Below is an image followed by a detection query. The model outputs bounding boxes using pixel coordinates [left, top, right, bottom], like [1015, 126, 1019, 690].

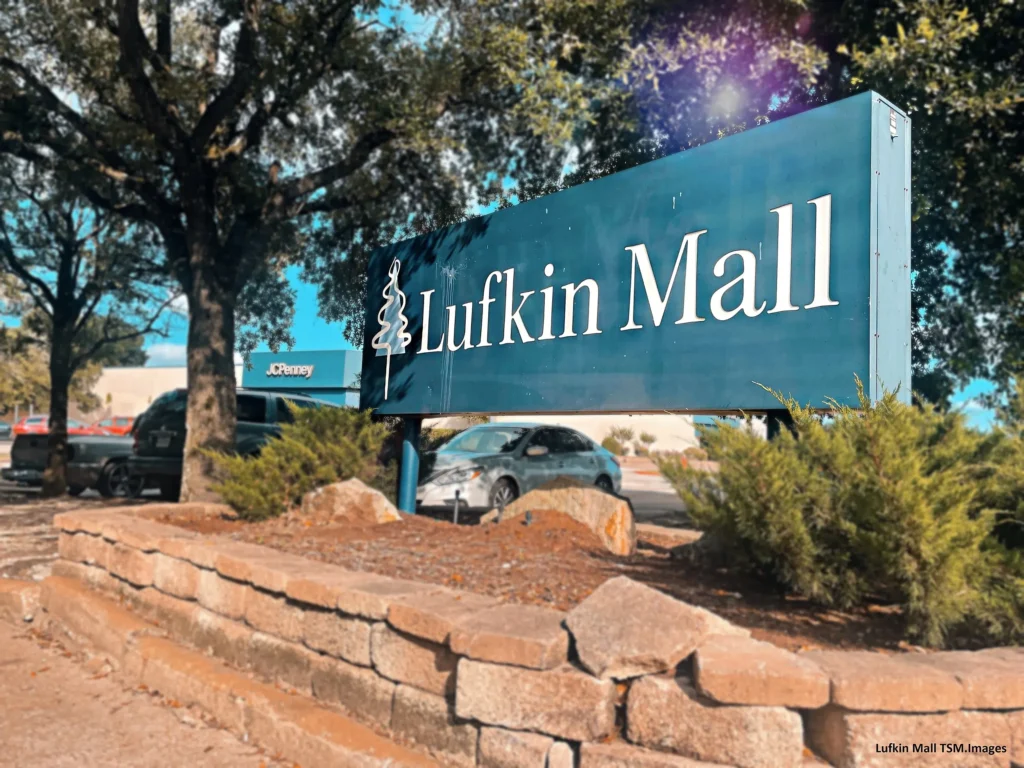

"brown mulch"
[152, 506, 913, 654]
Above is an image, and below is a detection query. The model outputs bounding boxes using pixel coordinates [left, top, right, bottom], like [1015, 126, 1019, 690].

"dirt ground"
[0, 484, 913, 653]
[0, 620, 286, 768]
[153, 506, 911, 653]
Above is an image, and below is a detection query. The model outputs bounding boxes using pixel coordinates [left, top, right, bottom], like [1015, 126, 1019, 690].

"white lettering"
[477, 271, 502, 348]
[710, 250, 765, 321]
[805, 194, 838, 308]
[418, 290, 445, 353]
[446, 302, 475, 351]
[767, 203, 798, 314]
[500, 268, 535, 345]
[561, 279, 601, 338]
[265, 363, 315, 379]
[538, 263, 556, 341]
[621, 230, 707, 331]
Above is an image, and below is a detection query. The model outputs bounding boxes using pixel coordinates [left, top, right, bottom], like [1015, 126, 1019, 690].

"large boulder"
[298, 478, 401, 525]
[494, 477, 636, 556]
[566, 576, 745, 680]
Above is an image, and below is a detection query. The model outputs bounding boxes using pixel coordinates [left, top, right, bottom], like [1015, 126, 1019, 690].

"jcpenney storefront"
[241, 350, 361, 407]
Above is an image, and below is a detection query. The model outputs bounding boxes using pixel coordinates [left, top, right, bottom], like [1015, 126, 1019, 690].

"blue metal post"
[398, 417, 421, 514]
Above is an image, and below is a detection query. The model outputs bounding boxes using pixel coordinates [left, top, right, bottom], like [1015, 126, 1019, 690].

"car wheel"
[595, 475, 614, 493]
[158, 477, 181, 502]
[98, 461, 145, 498]
[67, 485, 86, 497]
[489, 478, 519, 509]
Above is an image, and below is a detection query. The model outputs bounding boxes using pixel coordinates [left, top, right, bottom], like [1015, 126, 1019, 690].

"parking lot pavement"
[0, 486, 130, 581]
[0, 621, 282, 768]
[618, 465, 691, 526]
[0, 501, 59, 581]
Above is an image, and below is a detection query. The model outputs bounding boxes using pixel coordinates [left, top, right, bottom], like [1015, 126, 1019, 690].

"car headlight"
[435, 466, 484, 486]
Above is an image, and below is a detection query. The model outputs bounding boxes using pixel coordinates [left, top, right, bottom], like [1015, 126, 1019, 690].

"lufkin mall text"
[415, 196, 837, 353]
[876, 743, 1009, 757]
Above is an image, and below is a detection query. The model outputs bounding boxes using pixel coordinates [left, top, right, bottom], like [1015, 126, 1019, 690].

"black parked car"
[129, 388, 334, 500]
[2, 432, 142, 496]
[0, 421, 12, 440]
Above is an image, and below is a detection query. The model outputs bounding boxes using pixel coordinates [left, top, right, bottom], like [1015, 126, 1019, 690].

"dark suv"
[129, 387, 333, 500]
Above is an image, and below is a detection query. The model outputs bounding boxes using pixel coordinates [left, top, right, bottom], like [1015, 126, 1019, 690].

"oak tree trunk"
[41, 333, 72, 498]
[179, 241, 238, 502]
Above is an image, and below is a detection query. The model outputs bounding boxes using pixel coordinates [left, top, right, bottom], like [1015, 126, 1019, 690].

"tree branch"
[73, 291, 105, 336]
[69, 294, 177, 371]
[193, 0, 260, 149]
[219, 0, 355, 163]
[116, 0, 191, 156]
[156, 0, 172, 62]
[86, 3, 169, 75]
[0, 218, 58, 308]
[0, 57, 144, 182]
[269, 127, 395, 213]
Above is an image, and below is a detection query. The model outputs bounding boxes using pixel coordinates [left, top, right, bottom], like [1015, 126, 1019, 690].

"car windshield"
[439, 427, 528, 454]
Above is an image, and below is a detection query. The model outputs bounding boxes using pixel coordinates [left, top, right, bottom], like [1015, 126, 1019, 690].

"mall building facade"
[79, 349, 704, 452]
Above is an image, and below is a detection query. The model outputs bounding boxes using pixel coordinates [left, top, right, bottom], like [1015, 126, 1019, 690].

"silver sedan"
[416, 422, 622, 514]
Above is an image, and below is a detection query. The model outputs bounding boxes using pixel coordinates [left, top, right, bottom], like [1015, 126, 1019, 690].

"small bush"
[422, 427, 459, 452]
[207, 406, 388, 521]
[683, 446, 708, 460]
[601, 436, 624, 455]
[975, 384, 1024, 550]
[658, 379, 1024, 648]
[609, 426, 635, 443]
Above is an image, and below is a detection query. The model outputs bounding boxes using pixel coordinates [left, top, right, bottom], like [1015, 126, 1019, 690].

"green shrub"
[975, 384, 1024, 550]
[683, 446, 708, 460]
[207, 406, 388, 521]
[422, 427, 459, 452]
[658, 379, 1024, 648]
[601, 435, 624, 455]
[609, 426, 635, 443]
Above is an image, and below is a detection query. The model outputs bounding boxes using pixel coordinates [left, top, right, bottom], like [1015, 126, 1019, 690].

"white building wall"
[78, 366, 244, 421]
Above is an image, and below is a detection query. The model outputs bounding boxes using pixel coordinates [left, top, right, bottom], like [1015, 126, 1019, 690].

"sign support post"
[398, 417, 421, 514]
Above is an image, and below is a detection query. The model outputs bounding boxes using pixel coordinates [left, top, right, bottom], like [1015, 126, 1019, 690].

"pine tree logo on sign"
[370, 258, 411, 399]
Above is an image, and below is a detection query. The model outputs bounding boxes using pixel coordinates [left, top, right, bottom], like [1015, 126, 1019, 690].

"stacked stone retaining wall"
[52, 508, 1024, 768]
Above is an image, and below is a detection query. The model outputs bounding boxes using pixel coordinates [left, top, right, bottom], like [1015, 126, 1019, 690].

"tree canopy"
[0, 0, 637, 498]
[501, 0, 1022, 406]
[0, 162, 172, 492]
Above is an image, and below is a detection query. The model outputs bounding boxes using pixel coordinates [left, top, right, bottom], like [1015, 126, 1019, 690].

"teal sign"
[361, 92, 911, 416]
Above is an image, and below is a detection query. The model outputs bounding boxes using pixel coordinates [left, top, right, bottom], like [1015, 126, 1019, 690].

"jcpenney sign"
[265, 363, 315, 379]
[362, 92, 911, 416]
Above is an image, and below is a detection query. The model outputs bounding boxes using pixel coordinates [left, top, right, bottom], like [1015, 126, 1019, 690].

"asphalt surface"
[618, 465, 689, 526]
